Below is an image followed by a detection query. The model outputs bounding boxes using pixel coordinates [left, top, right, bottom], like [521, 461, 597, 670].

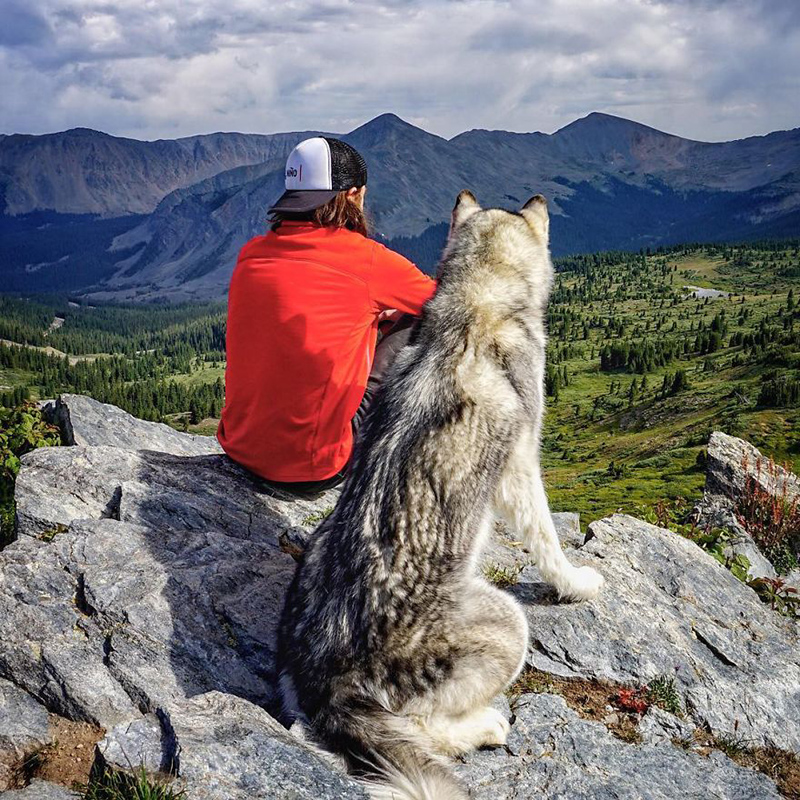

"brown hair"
[270, 190, 368, 236]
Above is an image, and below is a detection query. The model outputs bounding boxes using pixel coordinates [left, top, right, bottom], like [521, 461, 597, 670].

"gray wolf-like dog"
[276, 191, 605, 799]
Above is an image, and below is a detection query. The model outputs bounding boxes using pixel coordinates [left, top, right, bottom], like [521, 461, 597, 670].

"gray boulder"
[704, 431, 798, 504]
[694, 431, 799, 578]
[0, 680, 52, 791]
[0, 780, 79, 799]
[514, 514, 800, 753]
[170, 692, 366, 799]
[5, 446, 340, 729]
[97, 693, 368, 799]
[456, 693, 782, 799]
[13, 444, 338, 543]
[41, 394, 223, 456]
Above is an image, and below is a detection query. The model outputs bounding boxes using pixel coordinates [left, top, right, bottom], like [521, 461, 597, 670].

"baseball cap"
[269, 137, 368, 214]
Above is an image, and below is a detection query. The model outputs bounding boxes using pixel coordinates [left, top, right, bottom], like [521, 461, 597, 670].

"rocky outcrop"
[457, 693, 782, 799]
[40, 394, 222, 455]
[704, 432, 799, 504]
[1, 403, 797, 798]
[694, 431, 800, 580]
[513, 513, 800, 753]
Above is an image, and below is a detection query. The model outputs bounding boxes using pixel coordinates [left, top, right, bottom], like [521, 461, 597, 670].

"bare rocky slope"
[0, 395, 798, 798]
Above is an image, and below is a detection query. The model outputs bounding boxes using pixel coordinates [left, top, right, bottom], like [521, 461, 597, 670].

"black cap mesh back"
[325, 137, 368, 190]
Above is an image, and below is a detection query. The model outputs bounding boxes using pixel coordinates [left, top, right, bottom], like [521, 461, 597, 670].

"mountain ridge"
[1, 111, 798, 299]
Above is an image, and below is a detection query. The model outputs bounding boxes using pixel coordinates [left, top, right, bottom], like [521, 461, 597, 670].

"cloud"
[0, 0, 797, 141]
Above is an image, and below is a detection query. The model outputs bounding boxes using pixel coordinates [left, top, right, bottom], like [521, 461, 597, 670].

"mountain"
[0, 127, 323, 217]
[1, 112, 798, 299]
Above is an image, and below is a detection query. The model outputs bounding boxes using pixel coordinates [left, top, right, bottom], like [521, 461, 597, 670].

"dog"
[276, 191, 605, 799]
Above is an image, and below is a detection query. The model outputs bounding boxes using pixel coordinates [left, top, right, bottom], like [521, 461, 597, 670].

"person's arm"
[368, 242, 437, 316]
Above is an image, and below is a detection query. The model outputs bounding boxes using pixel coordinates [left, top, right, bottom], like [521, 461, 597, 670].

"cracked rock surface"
[513, 513, 800, 754]
[457, 693, 783, 799]
[1, 398, 796, 797]
[0, 680, 53, 791]
[40, 393, 223, 456]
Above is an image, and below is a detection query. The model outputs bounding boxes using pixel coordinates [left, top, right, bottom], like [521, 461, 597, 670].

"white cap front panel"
[285, 137, 332, 190]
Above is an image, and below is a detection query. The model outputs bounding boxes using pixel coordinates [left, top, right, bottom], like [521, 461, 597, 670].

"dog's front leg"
[495, 430, 604, 602]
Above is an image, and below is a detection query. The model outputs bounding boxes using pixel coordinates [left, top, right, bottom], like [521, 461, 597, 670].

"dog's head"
[440, 191, 552, 301]
[449, 190, 549, 246]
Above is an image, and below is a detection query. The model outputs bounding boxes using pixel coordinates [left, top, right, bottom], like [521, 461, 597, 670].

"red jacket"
[217, 221, 436, 481]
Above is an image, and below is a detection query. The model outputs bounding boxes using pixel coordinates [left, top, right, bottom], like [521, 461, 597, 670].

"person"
[217, 136, 436, 494]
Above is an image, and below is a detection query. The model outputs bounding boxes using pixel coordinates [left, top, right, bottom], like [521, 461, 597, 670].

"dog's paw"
[473, 706, 510, 748]
[558, 565, 605, 603]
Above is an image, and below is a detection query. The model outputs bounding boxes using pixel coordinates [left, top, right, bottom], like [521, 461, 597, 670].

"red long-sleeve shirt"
[217, 221, 436, 481]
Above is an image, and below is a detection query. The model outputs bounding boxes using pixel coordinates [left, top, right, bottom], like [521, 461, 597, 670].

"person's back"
[217, 137, 435, 487]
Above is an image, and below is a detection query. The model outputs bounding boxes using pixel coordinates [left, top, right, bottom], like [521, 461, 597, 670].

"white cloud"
[0, 0, 797, 141]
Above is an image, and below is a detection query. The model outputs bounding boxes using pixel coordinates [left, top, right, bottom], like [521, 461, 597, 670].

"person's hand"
[378, 309, 402, 323]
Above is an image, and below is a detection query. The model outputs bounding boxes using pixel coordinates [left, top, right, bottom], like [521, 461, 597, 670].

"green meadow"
[1, 241, 798, 528]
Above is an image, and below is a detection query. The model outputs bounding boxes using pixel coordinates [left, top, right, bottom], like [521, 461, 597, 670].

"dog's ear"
[451, 190, 481, 231]
[520, 195, 549, 243]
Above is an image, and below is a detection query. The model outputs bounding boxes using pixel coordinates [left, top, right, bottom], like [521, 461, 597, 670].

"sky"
[1, 0, 798, 142]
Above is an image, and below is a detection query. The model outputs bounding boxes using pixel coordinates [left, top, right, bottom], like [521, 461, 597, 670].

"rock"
[512, 514, 800, 753]
[456, 693, 782, 799]
[165, 692, 366, 799]
[0, 779, 79, 799]
[13, 445, 339, 543]
[97, 714, 166, 774]
[4, 445, 340, 732]
[3, 402, 798, 797]
[0, 680, 52, 791]
[42, 394, 223, 456]
[482, 512, 582, 574]
[694, 431, 799, 577]
[704, 431, 798, 505]
[552, 511, 584, 548]
[639, 706, 695, 747]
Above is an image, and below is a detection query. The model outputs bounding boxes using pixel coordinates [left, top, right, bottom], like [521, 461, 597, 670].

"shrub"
[736, 456, 800, 575]
[749, 577, 800, 619]
[83, 767, 185, 800]
[483, 563, 523, 589]
[1, 402, 62, 548]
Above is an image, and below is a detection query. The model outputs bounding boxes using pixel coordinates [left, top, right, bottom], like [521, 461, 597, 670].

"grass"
[483, 563, 523, 589]
[541, 247, 800, 528]
[301, 507, 334, 527]
[169, 361, 226, 387]
[82, 767, 185, 800]
[646, 674, 683, 716]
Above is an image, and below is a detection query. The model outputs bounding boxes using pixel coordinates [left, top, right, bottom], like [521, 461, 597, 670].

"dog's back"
[277, 193, 601, 799]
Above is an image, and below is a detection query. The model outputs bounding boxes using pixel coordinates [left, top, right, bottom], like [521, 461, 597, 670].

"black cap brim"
[269, 189, 339, 214]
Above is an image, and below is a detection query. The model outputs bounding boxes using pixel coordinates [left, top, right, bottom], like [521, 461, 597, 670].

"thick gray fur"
[276, 191, 604, 799]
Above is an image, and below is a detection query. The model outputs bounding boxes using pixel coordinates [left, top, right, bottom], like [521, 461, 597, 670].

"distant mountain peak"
[348, 113, 447, 145]
[554, 111, 684, 141]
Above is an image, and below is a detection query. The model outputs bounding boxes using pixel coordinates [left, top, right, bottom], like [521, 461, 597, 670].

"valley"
[2, 240, 797, 532]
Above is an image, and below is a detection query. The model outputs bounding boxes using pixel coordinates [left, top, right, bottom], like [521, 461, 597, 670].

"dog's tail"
[317, 699, 467, 800]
